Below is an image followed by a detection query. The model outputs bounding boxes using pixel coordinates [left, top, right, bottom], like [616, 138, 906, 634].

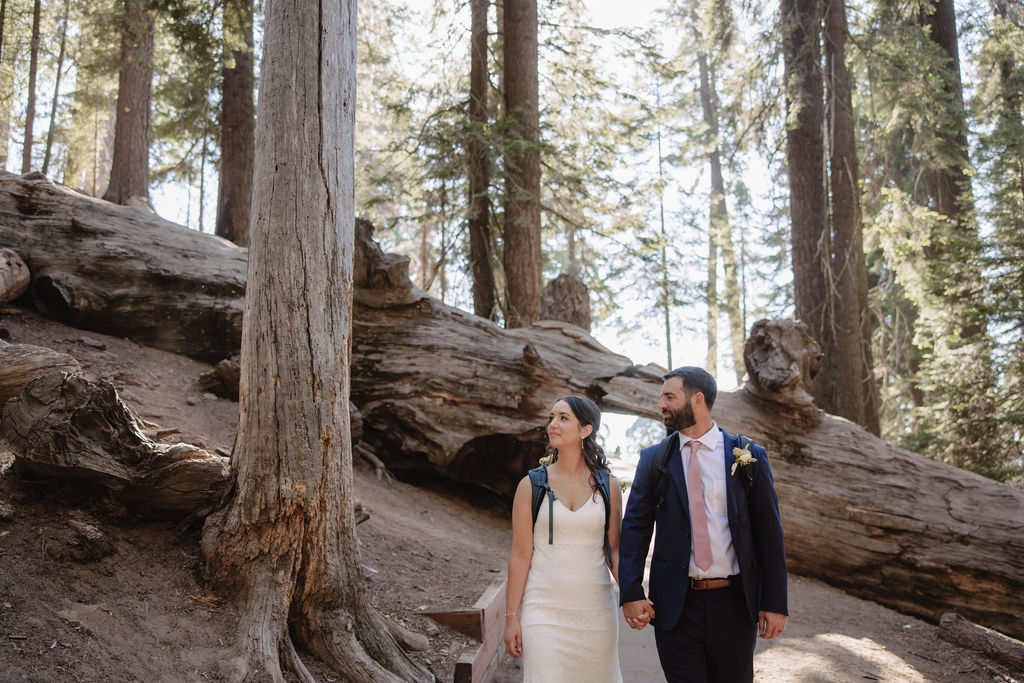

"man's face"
[658, 377, 696, 432]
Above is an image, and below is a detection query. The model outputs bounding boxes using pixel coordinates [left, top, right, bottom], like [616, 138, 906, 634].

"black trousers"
[653, 581, 756, 683]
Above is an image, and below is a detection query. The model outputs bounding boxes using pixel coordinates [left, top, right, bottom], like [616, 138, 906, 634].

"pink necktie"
[686, 439, 713, 571]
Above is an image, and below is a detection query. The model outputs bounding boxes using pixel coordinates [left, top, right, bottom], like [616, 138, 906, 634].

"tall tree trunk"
[920, 0, 974, 229]
[215, 0, 254, 246]
[42, 0, 71, 177]
[918, 0, 986, 334]
[0, 0, 9, 169]
[200, 1, 429, 680]
[781, 0, 834, 411]
[694, 17, 743, 382]
[502, 0, 541, 328]
[657, 121, 673, 369]
[825, 0, 880, 434]
[103, 0, 153, 206]
[468, 0, 496, 320]
[22, 0, 41, 174]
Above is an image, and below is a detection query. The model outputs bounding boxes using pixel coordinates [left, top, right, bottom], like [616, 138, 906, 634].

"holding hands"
[622, 599, 655, 630]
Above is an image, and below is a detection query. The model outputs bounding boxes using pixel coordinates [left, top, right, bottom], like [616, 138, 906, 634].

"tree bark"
[938, 613, 1024, 671]
[781, 0, 834, 411]
[215, 0, 255, 247]
[825, 0, 880, 434]
[502, 0, 542, 328]
[0, 341, 80, 407]
[0, 247, 29, 302]
[539, 272, 590, 331]
[199, 2, 430, 680]
[1, 372, 228, 516]
[0, 0, 10, 169]
[468, 0, 496, 320]
[21, 0, 41, 174]
[42, 0, 71, 177]
[103, 0, 153, 207]
[0, 171, 246, 364]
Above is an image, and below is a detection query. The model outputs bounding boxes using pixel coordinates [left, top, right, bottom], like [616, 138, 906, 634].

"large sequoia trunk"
[199, 1, 429, 680]
[1, 172, 1022, 641]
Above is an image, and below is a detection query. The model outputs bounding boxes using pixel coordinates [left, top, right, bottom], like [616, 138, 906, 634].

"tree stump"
[540, 272, 591, 331]
[0, 340, 80, 409]
[743, 318, 823, 418]
[0, 372, 228, 517]
[0, 248, 30, 303]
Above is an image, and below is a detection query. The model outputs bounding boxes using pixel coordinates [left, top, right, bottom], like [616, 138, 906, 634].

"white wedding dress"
[519, 493, 623, 682]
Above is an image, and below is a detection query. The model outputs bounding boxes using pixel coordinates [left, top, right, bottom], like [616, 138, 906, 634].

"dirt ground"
[0, 304, 1020, 682]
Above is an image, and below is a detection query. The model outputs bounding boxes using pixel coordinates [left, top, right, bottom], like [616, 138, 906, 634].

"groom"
[619, 366, 788, 682]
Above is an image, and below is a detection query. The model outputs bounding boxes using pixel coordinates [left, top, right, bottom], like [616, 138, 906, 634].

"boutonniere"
[731, 446, 757, 476]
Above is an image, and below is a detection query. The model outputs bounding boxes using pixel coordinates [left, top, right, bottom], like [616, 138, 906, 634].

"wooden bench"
[421, 575, 507, 683]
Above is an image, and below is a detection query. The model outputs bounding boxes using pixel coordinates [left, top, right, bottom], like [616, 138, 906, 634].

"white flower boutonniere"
[731, 446, 757, 476]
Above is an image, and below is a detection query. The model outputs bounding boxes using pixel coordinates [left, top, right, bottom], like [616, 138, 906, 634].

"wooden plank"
[418, 609, 482, 642]
[425, 574, 508, 683]
[453, 651, 474, 683]
[471, 577, 507, 683]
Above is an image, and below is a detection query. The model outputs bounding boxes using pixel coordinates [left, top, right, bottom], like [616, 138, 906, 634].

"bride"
[503, 395, 624, 682]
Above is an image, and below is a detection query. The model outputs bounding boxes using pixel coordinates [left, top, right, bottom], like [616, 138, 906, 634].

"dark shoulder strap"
[733, 433, 756, 499]
[528, 466, 555, 545]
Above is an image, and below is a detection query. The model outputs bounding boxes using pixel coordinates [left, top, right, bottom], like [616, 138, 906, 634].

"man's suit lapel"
[666, 433, 689, 516]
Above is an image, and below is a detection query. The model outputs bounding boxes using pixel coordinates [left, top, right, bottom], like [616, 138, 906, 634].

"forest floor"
[0, 303, 1020, 682]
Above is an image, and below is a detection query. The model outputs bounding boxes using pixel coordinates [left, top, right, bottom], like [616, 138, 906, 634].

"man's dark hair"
[663, 366, 717, 409]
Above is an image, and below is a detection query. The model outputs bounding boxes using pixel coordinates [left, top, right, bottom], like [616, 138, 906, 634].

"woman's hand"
[503, 615, 523, 658]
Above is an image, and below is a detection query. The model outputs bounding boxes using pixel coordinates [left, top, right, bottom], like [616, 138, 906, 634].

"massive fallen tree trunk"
[0, 172, 246, 363]
[1, 171, 1022, 640]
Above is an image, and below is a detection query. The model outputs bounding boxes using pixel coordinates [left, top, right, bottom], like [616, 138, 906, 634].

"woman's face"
[547, 400, 591, 450]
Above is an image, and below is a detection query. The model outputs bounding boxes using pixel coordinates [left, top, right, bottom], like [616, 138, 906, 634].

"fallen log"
[938, 613, 1024, 671]
[0, 247, 29, 303]
[1, 172, 1022, 641]
[0, 171, 246, 363]
[0, 372, 229, 516]
[0, 340, 81, 408]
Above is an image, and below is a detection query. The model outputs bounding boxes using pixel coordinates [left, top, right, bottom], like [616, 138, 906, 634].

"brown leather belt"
[689, 577, 732, 590]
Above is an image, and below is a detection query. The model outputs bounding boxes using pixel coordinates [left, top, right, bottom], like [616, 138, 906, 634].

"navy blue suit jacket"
[618, 428, 788, 631]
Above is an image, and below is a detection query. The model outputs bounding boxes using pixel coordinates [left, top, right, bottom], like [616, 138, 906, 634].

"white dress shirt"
[680, 423, 740, 579]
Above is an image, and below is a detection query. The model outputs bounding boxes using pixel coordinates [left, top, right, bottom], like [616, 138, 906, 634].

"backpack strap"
[594, 468, 613, 565]
[733, 433, 756, 499]
[649, 432, 679, 510]
[528, 466, 555, 545]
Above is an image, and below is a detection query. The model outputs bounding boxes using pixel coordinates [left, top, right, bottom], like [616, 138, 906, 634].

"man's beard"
[663, 402, 696, 432]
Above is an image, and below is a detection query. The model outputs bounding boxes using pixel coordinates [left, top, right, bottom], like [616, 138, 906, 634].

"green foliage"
[851, 0, 1021, 482]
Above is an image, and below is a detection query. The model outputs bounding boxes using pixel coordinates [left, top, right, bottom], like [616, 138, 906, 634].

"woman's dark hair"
[544, 396, 609, 491]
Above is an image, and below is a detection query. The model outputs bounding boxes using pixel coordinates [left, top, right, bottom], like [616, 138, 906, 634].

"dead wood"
[939, 613, 1024, 671]
[0, 171, 246, 363]
[0, 372, 228, 517]
[0, 340, 80, 408]
[540, 272, 591, 331]
[0, 248, 29, 303]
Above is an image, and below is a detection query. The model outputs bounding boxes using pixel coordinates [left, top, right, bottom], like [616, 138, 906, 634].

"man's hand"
[622, 599, 655, 630]
[758, 611, 786, 639]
